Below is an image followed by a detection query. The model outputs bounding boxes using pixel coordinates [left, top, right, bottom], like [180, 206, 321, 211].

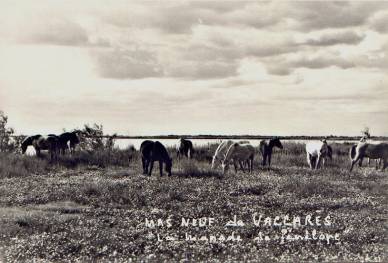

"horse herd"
[20, 134, 388, 176]
[140, 137, 387, 176]
[21, 131, 80, 161]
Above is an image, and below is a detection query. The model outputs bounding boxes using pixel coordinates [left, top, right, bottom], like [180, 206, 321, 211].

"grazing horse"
[305, 140, 331, 169]
[222, 142, 255, 174]
[58, 131, 80, 154]
[349, 142, 388, 172]
[211, 140, 235, 169]
[349, 144, 382, 169]
[259, 137, 283, 166]
[21, 134, 59, 162]
[176, 138, 194, 159]
[140, 140, 172, 176]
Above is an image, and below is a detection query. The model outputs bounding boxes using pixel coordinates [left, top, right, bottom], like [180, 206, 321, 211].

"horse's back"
[306, 141, 325, 156]
[140, 140, 154, 159]
[365, 143, 388, 159]
[152, 141, 171, 161]
[226, 142, 255, 160]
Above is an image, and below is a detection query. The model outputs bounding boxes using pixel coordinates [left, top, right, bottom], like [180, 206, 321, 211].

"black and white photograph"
[0, 1, 387, 262]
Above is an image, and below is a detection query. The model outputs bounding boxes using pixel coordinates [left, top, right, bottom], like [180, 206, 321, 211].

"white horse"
[221, 142, 255, 174]
[211, 140, 235, 169]
[305, 140, 331, 170]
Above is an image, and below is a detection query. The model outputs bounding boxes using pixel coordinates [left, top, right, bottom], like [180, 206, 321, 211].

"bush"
[0, 111, 21, 153]
[0, 152, 49, 178]
[58, 147, 139, 169]
[180, 159, 221, 178]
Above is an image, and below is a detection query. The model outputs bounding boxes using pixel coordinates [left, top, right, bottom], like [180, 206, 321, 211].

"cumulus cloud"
[22, 19, 89, 46]
[302, 31, 365, 46]
[93, 49, 164, 79]
[1, 14, 90, 47]
[290, 55, 355, 70]
[289, 2, 385, 30]
[369, 10, 388, 33]
[102, 2, 284, 34]
[166, 61, 238, 80]
[266, 65, 293, 76]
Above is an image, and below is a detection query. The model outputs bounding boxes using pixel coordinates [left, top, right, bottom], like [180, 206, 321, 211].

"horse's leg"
[159, 161, 163, 177]
[239, 161, 245, 173]
[36, 148, 41, 158]
[315, 155, 321, 169]
[350, 155, 361, 172]
[359, 157, 364, 167]
[238, 161, 243, 170]
[307, 154, 312, 169]
[262, 153, 266, 166]
[142, 157, 146, 174]
[268, 153, 272, 167]
[381, 158, 387, 171]
[368, 158, 371, 167]
[148, 160, 154, 176]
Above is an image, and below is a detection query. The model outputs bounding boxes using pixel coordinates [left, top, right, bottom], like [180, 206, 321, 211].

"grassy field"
[0, 142, 387, 262]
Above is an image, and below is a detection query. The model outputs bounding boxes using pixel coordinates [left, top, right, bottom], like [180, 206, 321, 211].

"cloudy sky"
[0, 1, 387, 136]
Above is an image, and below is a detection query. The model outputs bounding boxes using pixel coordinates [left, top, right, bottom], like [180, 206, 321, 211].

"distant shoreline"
[10, 134, 388, 141]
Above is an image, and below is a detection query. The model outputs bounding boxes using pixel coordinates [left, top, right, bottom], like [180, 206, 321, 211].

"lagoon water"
[112, 138, 364, 150]
[25, 138, 375, 155]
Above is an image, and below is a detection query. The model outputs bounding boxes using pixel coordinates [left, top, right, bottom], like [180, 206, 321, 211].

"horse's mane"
[23, 135, 41, 145]
[59, 131, 80, 144]
[155, 141, 171, 160]
[224, 142, 238, 161]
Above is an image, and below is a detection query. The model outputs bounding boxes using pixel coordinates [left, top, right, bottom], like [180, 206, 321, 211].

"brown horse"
[21, 134, 59, 162]
[140, 140, 172, 176]
[350, 142, 388, 172]
[176, 138, 194, 159]
[259, 138, 283, 167]
[349, 144, 382, 169]
[59, 131, 81, 154]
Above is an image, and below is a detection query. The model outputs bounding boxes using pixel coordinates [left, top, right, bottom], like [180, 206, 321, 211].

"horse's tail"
[349, 145, 357, 160]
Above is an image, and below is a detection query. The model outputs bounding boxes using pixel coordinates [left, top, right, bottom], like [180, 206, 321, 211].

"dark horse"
[21, 134, 59, 162]
[259, 137, 283, 166]
[176, 138, 194, 159]
[140, 140, 172, 176]
[59, 131, 80, 154]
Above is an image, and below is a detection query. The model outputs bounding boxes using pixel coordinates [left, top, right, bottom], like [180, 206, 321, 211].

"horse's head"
[165, 157, 173, 176]
[320, 142, 331, 158]
[273, 138, 283, 149]
[66, 131, 80, 144]
[21, 138, 29, 154]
